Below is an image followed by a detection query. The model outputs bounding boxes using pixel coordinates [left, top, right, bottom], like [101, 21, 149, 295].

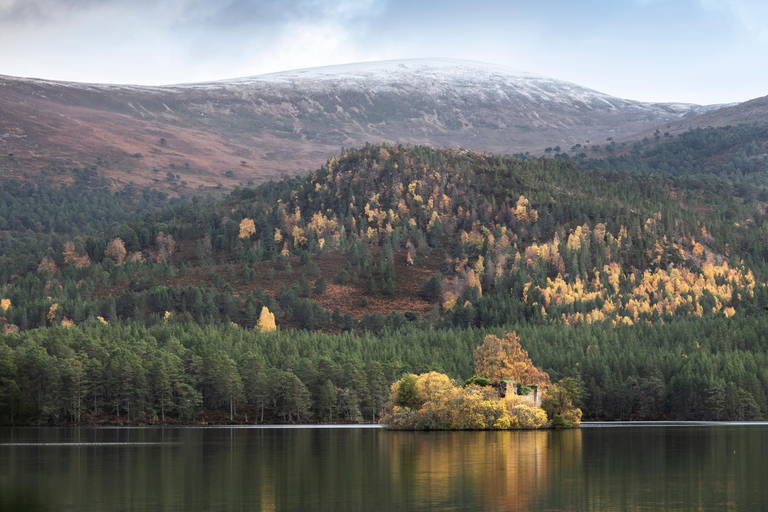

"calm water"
[1, 423, 767, 511]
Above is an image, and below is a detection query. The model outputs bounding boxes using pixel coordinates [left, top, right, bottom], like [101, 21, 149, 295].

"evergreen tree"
[314, 276, 327, 295]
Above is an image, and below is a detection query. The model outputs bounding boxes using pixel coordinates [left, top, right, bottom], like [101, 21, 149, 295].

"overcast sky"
[0, 0, 765, 104]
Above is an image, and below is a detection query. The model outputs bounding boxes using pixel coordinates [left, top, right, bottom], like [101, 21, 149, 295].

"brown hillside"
[94, 249, 441, 327]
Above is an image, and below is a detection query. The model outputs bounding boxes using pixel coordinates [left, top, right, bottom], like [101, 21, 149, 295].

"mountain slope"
[0, 59, 721, 192]
[621, 94, 768, 143]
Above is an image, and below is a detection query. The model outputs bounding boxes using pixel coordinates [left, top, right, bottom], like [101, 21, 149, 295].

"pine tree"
[365, 275, 377, 296]
[314, 276, 327, 295]
[243, 295, 259, 328]
[298, 274, 313, 298]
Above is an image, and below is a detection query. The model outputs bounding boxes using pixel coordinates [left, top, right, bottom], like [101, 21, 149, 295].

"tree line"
[1, 314, 768, 425]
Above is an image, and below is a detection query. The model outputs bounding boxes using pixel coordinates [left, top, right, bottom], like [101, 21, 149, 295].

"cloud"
[0, 0, 153, 23]
[0, 0, 381, 28]
[168, 0, 385, 76]
[201, 0, 379, 27]
[0, 0, 387, 83]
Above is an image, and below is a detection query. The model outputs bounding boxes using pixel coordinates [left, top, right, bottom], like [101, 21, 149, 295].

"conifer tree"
[314, 276, 327, 295]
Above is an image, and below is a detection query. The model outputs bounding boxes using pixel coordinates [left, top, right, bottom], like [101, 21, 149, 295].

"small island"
[380, 332, 582, 430]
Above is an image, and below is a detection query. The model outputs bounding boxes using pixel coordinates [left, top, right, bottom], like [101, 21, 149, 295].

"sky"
[0, 0, 766, 104]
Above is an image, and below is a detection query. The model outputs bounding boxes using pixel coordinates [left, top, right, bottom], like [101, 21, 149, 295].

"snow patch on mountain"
[195, 59, 632, 109]
[177, 58, 716, 117]
[0, 58, 722, 118]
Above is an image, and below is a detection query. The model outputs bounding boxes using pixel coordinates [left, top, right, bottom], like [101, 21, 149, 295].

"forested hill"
[1, 136, 768, 425]
[0, 168, 174, 279]
[576, 122, 768, 191]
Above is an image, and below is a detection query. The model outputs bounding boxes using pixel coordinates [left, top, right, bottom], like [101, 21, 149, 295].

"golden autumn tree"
[514, 195, 538, 223]
[239, 218, 256, 239]
[257, 307, 276, 332]
[415, 371, 455, 405]
[474, 332, 551, 389]
[63, 240, 90, 267]
[47, 303, 59, 325]
[0, 298, 10, 312]
[75, 253, 91, 268]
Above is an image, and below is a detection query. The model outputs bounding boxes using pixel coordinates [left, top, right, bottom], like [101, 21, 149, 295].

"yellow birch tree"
[257, 307, 276, 332]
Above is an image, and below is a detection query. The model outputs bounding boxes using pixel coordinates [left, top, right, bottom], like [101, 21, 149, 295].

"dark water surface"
[1, 423, 767, 511]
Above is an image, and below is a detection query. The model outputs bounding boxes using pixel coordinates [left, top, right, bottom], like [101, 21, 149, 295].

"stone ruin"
[492, 380, 542, 406]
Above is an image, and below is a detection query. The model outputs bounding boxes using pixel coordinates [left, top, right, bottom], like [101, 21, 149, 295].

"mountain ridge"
[0, 59, 755, 193]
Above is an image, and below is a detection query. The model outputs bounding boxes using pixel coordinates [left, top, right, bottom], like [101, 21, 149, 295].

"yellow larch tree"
[515, 195, 538, 223]
[47, 304, 59, 324]
[62, 240, 90, 267]
[257, 307, 276, 332]
[239, 218, 256, 239]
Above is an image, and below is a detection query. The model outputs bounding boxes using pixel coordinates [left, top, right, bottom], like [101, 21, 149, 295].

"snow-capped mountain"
[213, 59, 706, 114]
[0, 59, 742, 191]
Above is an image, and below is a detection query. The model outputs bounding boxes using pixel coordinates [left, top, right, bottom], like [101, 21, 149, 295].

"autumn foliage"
[257, 307, 277, 332]
[474, 333, 551, 389]
[381, 371, 547, 430]
[239, 218, 256, 239]
[528, 260, 754, 326]
[37, 257, 58, 275]
[62, 241, 91, 268]
[105, 238, 127, 264]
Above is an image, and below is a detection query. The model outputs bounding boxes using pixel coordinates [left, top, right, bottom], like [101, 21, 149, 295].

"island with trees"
[381, 332, 582, 429]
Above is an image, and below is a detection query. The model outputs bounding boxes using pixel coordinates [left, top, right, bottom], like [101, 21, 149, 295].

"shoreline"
[5, 420, 768, 430]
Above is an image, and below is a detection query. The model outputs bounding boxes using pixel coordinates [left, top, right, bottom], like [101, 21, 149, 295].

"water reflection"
[537, 425, 768, 511]
[384, 430, 563, 511]
[0, 425, 766, 511]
